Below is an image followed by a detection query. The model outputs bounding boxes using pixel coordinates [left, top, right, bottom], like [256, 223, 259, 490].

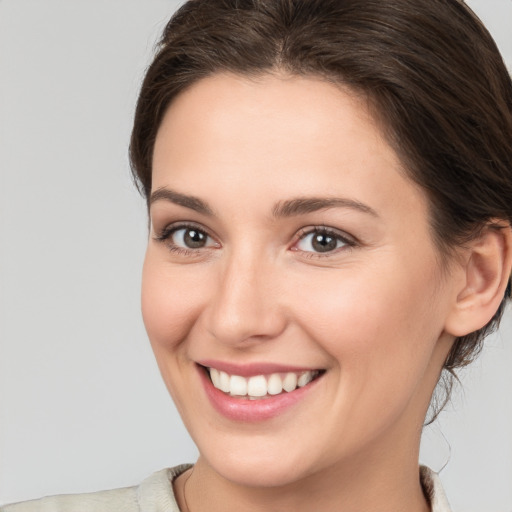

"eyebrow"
[150, 187, 378, 219]
[150, 187, 214, 216]
[272, 197, 378, 218]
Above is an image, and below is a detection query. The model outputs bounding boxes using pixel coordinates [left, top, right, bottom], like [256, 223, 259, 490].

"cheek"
[291, 259, 443, 392]
[141, 249, 208, 354]
[141, 250, 213, 418]
[295, 264, 436, 337]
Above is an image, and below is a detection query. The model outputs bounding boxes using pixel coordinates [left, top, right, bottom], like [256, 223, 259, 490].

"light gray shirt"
[1, 465, 451, 511]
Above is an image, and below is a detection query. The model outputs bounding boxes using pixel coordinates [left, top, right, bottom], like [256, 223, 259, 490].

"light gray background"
[0, 1, 511, 510]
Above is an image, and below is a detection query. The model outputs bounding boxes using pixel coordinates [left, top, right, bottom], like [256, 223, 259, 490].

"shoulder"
[1, 465, 192, 512]
[1, 486, 138, 512]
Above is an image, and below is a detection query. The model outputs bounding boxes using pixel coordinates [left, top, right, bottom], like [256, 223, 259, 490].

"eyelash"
[154, 223, 357, 258]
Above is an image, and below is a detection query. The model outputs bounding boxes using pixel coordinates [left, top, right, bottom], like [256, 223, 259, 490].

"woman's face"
[143, 73, 459, 486]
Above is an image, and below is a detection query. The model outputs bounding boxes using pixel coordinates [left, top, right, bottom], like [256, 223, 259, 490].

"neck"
[178, 434, 430, 512]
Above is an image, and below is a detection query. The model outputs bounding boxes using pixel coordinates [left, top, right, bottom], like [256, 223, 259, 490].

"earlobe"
[445, 223, 512, 338]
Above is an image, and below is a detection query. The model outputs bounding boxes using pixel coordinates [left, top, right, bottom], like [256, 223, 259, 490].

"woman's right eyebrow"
[150, 187, 214, 216]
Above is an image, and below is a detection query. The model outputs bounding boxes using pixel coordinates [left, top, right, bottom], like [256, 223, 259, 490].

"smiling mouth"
[202, 366, 325, 400]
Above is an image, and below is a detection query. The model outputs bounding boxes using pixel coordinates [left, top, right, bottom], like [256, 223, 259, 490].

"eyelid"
[154, 221, 211, 240]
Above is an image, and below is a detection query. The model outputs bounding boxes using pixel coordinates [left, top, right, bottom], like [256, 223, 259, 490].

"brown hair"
[130, 0, 512, 413]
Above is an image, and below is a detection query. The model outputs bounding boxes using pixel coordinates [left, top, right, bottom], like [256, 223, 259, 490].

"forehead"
[152, 72, 427, 223]
[154, 72, 382, 159]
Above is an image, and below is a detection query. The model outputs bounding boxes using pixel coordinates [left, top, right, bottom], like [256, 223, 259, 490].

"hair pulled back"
[130, 0, 512, 412]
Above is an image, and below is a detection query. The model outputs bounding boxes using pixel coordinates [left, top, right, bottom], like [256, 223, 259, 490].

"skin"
[142, 73, 468, 512]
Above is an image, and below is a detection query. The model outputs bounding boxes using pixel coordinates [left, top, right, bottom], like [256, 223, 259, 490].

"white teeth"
[219, 371, 230, 393]
[298, 371, 314, 387]
[267, 373, 283, 395]
[208, 368, 321, 398]
[282, 372, 298, 392]
[210, 368, 220, 388]
[247, 375, 267, 397]
[230, 375, 247, 396]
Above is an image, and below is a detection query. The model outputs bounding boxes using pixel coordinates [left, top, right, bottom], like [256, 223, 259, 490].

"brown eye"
[172, 227, 210, 249]
[183, 228, 207, 248]
[295, 228, 352, 254]
[155, 223, 220, 255]
[311, 232, 337, 253]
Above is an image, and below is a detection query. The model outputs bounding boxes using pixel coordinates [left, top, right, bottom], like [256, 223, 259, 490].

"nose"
[203, 250, 287, 346]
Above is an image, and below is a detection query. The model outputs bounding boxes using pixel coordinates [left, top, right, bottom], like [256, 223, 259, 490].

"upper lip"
[197, 359, 323, 377]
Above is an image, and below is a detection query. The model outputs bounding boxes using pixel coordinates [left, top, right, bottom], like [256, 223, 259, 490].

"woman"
[3, 0, 511, 510]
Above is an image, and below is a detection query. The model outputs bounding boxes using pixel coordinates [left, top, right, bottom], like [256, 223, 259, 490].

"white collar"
[421, 465, 452, 512]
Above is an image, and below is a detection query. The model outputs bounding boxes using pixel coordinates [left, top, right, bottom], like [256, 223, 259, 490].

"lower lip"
[198, 366, 323, 422]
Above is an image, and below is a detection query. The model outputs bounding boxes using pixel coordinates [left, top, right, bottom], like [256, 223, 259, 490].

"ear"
[444, 223, 512, 338]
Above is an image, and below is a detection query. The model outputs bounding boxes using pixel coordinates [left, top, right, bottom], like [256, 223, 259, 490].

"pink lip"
[197, 359, 320, 377]
[197, 364, 324, 422]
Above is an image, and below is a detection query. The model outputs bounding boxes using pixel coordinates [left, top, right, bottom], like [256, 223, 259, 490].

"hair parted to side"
[130, 0, 512, 419]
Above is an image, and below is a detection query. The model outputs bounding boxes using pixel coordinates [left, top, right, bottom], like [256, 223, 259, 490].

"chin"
[195, 433, 326, 489]
[211, 455, 313, 488]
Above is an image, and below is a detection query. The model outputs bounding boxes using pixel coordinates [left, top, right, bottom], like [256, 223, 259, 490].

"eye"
[155, 223, 219, 253]
[172, 227, 210, 249]
[293, 227, 353, 254]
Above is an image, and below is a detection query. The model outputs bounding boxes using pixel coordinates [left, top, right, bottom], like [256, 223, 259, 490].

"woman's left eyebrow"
[272, 197, 379, 218]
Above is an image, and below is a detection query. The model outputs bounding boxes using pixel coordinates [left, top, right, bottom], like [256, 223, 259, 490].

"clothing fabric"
[1, 464, 451, 512]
